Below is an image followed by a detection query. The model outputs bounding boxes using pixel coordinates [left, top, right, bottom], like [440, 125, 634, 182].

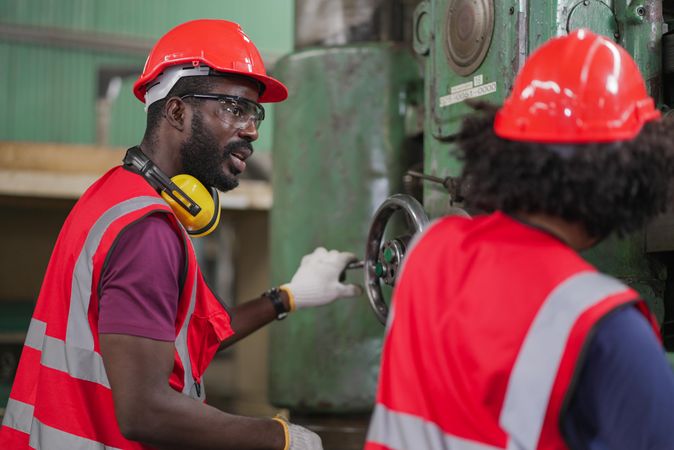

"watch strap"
[265, 287, 288, 320]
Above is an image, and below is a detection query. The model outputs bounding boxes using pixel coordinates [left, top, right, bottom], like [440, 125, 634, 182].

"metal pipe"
[517, 0, 529, 73]
[0, 22, 152, 55]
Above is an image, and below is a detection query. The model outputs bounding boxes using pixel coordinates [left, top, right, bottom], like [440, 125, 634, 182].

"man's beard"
[179, 110, 253, 192]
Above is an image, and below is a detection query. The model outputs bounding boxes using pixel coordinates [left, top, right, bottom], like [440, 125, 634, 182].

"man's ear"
[164, 97, 189, 132]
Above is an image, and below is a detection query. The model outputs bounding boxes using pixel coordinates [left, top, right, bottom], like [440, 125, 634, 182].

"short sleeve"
[98, 213, 186, 341]
[562, 305, 674, 449]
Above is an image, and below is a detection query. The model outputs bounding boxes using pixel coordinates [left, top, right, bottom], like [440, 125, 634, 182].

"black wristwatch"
[265, 287, 288, 320]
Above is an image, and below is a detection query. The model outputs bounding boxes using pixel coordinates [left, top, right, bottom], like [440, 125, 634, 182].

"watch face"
[266, 288, 288, 319]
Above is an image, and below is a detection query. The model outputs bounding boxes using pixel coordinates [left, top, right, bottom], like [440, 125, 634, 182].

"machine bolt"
[384, 247, 395, 263]
[375, 262, 385, 277]
[583, 0, 589, 5]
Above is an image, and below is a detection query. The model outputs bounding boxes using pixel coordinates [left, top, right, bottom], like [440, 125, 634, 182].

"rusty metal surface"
[419, 0, 518, 216]
[269, 44, 422, 412]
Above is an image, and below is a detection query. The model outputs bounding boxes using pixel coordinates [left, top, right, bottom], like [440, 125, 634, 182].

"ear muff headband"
[123, 147, 220, 237]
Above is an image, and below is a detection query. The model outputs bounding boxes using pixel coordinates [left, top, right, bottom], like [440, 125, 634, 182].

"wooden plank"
[0, 142, 272, 209]
[0, 141, 124, 173]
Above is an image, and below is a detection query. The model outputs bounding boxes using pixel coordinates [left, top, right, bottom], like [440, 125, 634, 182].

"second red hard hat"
[494, 29, 660, 143]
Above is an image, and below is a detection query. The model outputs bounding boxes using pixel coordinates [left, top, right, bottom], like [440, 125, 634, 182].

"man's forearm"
[124, 384, 284, 449]
[100, 333, 286, 450]
[219, 290, 291, 350]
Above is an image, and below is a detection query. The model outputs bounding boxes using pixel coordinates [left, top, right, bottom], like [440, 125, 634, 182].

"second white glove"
[282, 247, 362, 310]
[273, 416, 323, 450]
[287, 422, 323, 450]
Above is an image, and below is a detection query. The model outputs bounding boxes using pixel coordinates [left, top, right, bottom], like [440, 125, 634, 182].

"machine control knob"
[383, 247, 395, 263]
[375, 262, 385, 278]
[364, 194, 429, 324]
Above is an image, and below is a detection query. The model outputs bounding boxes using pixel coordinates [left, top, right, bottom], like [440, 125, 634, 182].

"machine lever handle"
[339, 260, 364, 282]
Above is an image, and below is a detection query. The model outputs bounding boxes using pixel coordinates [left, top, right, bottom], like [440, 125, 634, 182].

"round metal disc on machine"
[443, 0, 494, 76]
[567, 0, 618, 42]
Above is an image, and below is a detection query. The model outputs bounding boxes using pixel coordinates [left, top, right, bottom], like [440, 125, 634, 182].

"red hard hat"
[494, 29, 660, 143]
[133, 19, 288, 105]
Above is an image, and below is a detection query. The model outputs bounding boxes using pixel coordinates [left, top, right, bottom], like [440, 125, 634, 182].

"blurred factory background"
[3, 1, 674, 449]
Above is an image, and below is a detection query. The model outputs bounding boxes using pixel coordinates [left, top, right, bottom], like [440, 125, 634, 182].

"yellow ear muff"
[160, 174, 221, 237]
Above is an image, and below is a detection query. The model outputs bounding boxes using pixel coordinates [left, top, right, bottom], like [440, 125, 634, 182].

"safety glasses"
[181, 93, 265, 130]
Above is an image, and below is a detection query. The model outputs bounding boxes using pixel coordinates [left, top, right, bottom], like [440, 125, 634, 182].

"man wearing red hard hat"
[0, 19, 359, 450]
[366, 29, 674, 449]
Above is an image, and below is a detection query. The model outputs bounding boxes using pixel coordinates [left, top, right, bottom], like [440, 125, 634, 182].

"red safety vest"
[366, 212, 659, 450]
[0, 167, 234, 449]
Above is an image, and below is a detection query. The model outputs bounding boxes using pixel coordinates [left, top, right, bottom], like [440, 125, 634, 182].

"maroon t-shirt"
[98, 213, 185, 341]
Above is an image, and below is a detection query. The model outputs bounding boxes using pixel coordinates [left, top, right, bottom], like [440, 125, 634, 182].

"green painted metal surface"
[527, 1, 662, 99]
[416, 0, 665, 316]
[416, 0, 520, 216]
[269, 44, 422, 413]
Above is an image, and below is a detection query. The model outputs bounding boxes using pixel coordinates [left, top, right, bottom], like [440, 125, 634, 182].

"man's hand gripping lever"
[281, 247, 363, 311]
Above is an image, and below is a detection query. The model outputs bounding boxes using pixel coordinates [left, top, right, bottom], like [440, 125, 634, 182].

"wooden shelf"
[0, 141, 272, 210]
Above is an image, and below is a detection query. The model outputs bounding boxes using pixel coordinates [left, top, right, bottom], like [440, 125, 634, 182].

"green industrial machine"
[270, 0, 674, 446]
[412, 0, 668, 326]
[269, 44, 423, 413]
[406, 0, 672, 335]
[415, 0, 662, 216]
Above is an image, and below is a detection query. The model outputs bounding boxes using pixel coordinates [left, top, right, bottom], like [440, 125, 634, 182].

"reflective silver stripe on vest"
[62, 197, 165, 385]
[29, 419, 123, 450]
[175, 275, 199, 399]
[500, 271, 630, 450]
[367, 404, 502, 450]
[25, 317, 47, 351]
[2, 397, 34, 434]
[4, 197, 199, 446]
[67, 197, 167, 349]
[3, 398, 123, 449]
[23, 197, 167, 388]
[24, 318, 110, 387]
[42, 334, 111, 387]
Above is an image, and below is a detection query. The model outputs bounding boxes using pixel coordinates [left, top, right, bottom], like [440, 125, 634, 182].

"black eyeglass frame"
[180, 93, 265, 129]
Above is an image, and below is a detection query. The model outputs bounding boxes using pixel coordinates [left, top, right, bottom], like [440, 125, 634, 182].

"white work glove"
[273, 416, 324, 450]
[281, 247, 362, 310]
[286, 422, 323, 450]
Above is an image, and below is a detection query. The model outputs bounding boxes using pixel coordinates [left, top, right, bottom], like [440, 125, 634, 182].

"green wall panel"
[0, 42, 144, 144]
[0, 42, 10, 138]
[0, 0, 293, 152]
[0, 0, 293, 51]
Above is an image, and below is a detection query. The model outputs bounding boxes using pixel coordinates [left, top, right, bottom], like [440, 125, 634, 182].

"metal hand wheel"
[365, 194, 429, 324]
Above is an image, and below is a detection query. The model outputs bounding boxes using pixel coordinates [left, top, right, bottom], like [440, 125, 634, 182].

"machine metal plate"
[443, 0, 495, 76]
[428, 0, 516, 141]
[567, 0, 618, 39]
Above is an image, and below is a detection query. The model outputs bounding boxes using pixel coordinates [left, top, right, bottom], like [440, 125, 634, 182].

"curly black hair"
[457, 102, 674, 238]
